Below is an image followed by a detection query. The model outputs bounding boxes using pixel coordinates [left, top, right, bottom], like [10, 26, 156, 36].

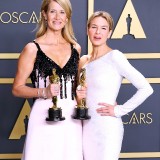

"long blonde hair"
[36, 0, 76, 44]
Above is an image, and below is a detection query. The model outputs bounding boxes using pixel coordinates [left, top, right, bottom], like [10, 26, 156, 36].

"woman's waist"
[86, 95, 116, 106]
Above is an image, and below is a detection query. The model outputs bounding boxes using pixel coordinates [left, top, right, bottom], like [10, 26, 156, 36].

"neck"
[90, 44, 111, 60]
[44, 30, 65, 45]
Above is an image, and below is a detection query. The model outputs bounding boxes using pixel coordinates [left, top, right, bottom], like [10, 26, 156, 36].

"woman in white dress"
[76, 11, 153, 160]
[12, 0, 83, 160]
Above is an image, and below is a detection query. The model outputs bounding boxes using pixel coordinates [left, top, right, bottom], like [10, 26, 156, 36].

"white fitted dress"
[83, 50, 153, 160]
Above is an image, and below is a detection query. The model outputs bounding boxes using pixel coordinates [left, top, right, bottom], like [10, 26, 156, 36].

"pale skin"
[12, 0, 81, 99]
[76, 16, 116, 116]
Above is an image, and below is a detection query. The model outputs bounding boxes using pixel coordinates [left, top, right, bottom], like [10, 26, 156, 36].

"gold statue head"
[49, 68, 60, 84]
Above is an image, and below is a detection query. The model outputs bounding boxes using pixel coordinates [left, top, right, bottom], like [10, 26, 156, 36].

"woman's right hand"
[46, 83, 60, 98]
[76, 85, 87, 100]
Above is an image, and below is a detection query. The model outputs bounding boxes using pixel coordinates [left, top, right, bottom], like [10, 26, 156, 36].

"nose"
[96, 28, 100, 34]
[55, 12, 60, 19]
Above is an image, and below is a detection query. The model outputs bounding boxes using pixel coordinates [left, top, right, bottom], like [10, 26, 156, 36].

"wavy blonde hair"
[36, 0, 76, 44]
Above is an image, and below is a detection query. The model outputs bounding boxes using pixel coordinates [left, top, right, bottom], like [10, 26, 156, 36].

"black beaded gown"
[22, 41, 83, 160]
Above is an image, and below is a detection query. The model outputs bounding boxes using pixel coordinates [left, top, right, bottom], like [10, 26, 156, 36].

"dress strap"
[71, 43, 73, 50]
[33, 40, 41, 51]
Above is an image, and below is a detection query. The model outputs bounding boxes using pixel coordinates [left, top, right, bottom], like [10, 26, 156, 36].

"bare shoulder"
[20, 42, 37, 59]
[22, 42, 37, 54]
[73, 42, 81, 54]
[79, 54, 90, 68]
[81, 54, 90, 62]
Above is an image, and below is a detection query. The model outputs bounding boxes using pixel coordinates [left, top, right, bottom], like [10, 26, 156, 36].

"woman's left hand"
[96, 102, 117, 116]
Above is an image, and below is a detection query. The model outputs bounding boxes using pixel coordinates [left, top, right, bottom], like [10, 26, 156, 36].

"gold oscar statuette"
[72, 68, 91, 120]
[46, 68, 65, 122]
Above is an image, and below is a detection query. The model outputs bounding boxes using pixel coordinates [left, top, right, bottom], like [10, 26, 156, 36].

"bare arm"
[12, 42, 39, 98]
[13, 41, 76, 99]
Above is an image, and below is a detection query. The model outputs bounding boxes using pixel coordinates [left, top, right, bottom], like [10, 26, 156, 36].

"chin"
[92, 42, 102, 47]
[52, 25, 64, 31]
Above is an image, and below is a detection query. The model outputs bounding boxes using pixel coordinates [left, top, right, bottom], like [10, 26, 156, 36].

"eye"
[90, 25, 97, 29]
[60, 10, 65, 14]
[102, 27, 107, 30]
[50, 9, 56, 13]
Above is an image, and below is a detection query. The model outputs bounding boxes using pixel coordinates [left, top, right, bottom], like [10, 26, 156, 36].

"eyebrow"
[49, 8, 65, 11]
[90, 24, 108, 28]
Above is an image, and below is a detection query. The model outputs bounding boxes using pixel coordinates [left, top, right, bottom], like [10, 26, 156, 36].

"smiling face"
[43, 0, 68, 31]
[87, 16, 112, 47]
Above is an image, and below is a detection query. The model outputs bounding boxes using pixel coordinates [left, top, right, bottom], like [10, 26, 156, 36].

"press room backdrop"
[0, 0, 160, 159]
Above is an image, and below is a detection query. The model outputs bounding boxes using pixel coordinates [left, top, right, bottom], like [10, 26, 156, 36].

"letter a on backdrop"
[111, 0, 146, 39]
[9, 100, 31, 139]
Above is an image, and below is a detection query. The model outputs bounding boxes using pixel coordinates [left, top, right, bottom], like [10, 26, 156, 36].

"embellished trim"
[30, 41, 79, 100]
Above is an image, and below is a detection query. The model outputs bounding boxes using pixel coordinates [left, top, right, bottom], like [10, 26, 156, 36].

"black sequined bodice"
[30, 41, 79, 100]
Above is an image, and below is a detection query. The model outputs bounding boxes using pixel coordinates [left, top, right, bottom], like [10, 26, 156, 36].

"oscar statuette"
[72, 68, 91, 120]
[46, 68, 65, 122]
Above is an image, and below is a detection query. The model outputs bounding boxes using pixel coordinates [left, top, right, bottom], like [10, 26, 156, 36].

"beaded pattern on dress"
[30, 41, 79, 100]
